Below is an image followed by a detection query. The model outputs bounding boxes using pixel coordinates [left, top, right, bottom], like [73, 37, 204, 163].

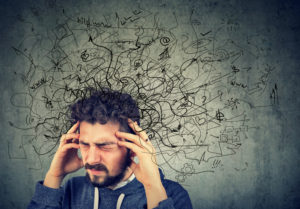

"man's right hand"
[43, 121, 83, 188]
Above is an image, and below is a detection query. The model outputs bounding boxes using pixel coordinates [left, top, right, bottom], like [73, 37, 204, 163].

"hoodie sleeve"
[153, 181, 193, 209]
[27, 181, 64, 209]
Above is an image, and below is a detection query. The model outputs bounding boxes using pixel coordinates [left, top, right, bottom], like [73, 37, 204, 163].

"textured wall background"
[0, 0, 299, 208]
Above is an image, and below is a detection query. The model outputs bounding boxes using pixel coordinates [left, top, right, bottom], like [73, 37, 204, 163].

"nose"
[86, 146, 102, 165]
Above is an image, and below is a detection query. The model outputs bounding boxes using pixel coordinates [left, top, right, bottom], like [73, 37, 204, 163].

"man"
[28, 88, 193, 209]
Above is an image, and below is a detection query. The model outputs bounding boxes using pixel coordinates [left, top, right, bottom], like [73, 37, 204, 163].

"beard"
[85, 150, 132, 188]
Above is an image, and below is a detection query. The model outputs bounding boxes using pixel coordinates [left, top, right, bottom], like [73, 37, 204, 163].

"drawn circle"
[10, 93, 33, 108]
[160, 37, 170, 46]
[214, 49, 229, 61]
[134, 59, 143, 68]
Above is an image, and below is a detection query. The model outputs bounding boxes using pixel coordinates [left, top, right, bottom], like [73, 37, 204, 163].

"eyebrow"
[79, 140, 117, 147]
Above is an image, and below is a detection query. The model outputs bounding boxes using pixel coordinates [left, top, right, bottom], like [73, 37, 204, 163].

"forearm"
[43, 172, 64, 189]
[144, 182, 168, 209]
[27, 180, 64, 209]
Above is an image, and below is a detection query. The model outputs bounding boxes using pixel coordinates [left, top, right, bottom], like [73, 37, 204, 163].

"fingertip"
[128, 118, 135, 125]
[117, 140, 127, 147]
[115, 131, 121, 138]
[116, 131, 127, 137]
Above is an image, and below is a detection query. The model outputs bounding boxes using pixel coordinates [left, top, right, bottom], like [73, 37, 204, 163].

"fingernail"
[128, 118, 134, 123]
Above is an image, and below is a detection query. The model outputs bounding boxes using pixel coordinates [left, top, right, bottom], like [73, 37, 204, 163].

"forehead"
[79, 121, 121, 142]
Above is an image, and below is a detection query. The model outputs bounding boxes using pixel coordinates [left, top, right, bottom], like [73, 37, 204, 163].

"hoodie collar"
[112, 173, 136, 190]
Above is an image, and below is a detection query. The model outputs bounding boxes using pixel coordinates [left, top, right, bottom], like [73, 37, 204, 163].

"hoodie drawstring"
[93, 187, 99, 209]
[93, 187, 125, 209]
[116, 193, 125, 209]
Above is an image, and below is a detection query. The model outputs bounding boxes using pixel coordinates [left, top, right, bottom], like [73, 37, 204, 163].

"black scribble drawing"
[8, 3, 277, 182]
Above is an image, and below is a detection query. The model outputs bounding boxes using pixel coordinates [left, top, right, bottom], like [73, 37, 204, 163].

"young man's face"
[79, 121, 131, 188]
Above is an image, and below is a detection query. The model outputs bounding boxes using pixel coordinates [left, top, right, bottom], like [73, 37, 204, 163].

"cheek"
[104, 151, 122, 164]
[111, 150, 128, 165]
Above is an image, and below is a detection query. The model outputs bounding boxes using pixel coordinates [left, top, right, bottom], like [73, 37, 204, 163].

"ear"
[129, 149, 136, 157]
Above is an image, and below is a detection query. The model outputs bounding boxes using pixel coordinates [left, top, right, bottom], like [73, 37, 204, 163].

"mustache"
[85, 163, 108, 172]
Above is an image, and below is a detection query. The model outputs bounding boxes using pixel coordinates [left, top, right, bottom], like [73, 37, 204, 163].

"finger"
[116, 131, 150, 149]
[67, 121, 80, 134]
[118, 139, 155, 157]
[117, 140, 143, 156]
[128, 119, 148, 141]
[61, 143, 80, 153]
[128, 120, 148, 139]
[60, 133, 80, 146]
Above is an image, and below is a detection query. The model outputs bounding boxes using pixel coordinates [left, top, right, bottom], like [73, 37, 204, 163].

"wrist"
[43, 172, 65, 189]
[141, 171, 161, 189]
[144, 181, 168, 208]
[143, 180, 165, 193]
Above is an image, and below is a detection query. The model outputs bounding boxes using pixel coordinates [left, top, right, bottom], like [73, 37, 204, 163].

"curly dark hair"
[70, 88, 140, 133]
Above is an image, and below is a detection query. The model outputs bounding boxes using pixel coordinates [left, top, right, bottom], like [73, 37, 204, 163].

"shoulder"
[161, 178, 193, 208]
[63, 176, 93, 194]
[158, 169, 190, 197]
[162, 178, 188, 194]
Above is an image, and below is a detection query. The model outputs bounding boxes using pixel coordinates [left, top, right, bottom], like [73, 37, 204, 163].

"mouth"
[88, 169, 106, 176]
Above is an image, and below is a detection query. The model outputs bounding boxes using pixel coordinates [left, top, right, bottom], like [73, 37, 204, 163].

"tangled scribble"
[8, 3, 277, 181]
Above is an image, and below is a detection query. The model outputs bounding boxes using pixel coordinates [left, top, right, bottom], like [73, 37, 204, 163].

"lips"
[89, 169, 106, 176]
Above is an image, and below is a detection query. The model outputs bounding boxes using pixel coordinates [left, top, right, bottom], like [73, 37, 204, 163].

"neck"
[107, 167, 134, 189]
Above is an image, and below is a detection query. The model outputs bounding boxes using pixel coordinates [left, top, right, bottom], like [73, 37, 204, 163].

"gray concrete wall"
[0, 0, 299, 208]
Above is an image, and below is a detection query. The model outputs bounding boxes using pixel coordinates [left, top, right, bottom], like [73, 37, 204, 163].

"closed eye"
[97, 144, 118, 151]
[79, 141, 89, 146]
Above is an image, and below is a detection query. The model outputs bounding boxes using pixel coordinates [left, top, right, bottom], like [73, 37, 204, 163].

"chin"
[89, 173, 106, 181]
[86, 173, 106, 186]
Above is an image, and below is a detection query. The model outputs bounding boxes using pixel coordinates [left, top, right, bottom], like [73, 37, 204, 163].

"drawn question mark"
[202, 96, 207, 104]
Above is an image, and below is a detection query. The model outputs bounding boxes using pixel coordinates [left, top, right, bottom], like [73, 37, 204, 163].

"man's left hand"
[115, 119, 160, 188]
